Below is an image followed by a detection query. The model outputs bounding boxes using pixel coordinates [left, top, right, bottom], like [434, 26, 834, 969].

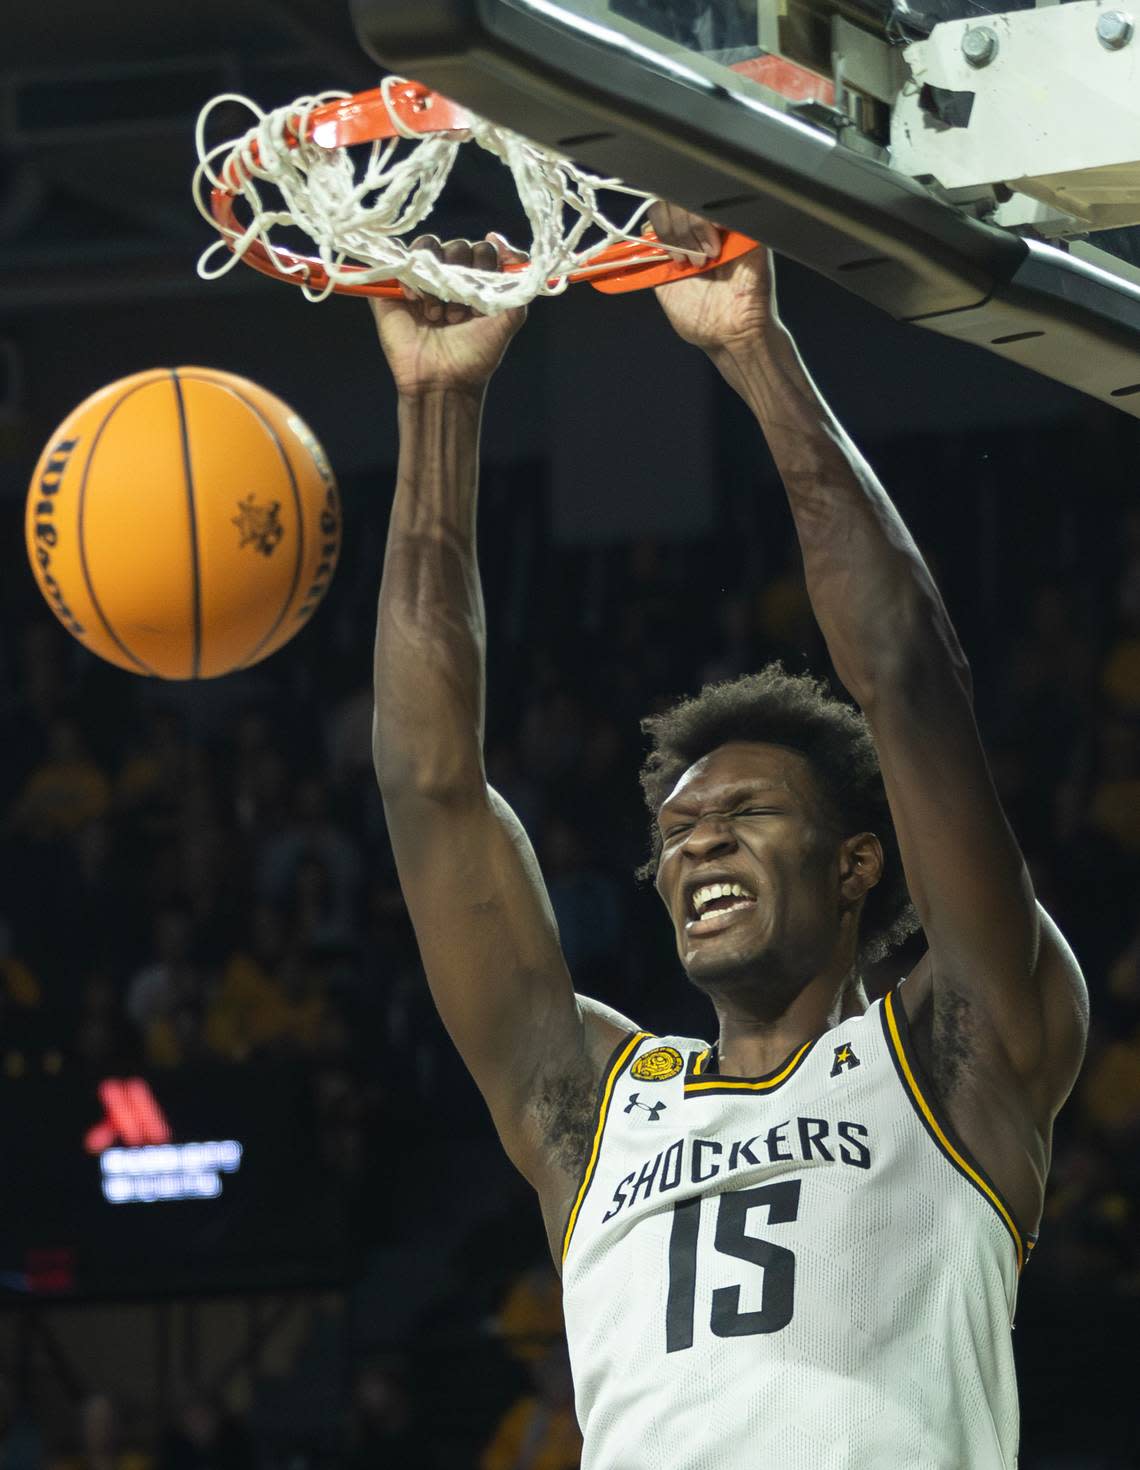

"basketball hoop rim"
[201, 81, 758, 299]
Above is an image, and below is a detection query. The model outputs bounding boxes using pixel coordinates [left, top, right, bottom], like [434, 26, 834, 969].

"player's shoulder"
[576, 993, 709, 1072]
[576, 993, 645, 1070]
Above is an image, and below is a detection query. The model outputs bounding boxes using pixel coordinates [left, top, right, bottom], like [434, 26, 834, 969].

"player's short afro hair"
[634, 663, 920, 970]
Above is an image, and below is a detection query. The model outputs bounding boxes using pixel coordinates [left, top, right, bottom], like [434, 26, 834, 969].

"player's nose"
[681, 814, 738, 850]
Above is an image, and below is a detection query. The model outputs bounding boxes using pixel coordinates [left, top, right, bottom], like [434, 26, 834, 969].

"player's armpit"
[516, 997, 639, 1198]
[379, 780, 628, 1183]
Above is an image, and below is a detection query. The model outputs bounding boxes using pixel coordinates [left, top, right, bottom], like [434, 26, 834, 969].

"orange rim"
[206, 82, 758, 297]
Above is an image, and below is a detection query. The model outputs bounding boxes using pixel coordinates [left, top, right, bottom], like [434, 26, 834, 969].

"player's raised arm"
[650, 206, 1087, 1134]
[370, 235, 632, 1201]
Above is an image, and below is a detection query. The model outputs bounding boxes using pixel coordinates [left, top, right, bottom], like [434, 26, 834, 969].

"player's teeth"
[692, 881, 754, 916]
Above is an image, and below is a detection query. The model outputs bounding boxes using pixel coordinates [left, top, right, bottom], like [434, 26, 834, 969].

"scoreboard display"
[0, 1066, 350, 1298]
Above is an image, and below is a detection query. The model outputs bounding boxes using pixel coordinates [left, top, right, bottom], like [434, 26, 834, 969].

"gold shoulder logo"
[631, 1046, 683, 1082]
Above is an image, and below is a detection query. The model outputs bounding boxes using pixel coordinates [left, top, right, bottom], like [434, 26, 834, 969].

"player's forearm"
[711, 326, 971, 706]
[373, 388, 489, 794]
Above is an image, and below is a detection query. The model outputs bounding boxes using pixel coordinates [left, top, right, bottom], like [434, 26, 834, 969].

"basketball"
[24, 367, 342, 679]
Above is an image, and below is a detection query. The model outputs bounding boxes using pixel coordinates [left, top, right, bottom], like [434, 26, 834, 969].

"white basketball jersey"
[560, 983, 1036, 1470]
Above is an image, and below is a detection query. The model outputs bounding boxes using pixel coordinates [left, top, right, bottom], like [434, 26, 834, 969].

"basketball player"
[370, 214, 1088, 1468]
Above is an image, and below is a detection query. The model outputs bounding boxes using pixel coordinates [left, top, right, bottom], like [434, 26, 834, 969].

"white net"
[193, 76, 686, 309]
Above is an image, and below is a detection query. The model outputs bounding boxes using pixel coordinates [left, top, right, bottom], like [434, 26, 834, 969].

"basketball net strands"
[193, 77, 756, 309]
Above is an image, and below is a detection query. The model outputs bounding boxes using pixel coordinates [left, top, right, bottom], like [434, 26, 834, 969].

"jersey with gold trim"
[560, 984, 1035, 1470]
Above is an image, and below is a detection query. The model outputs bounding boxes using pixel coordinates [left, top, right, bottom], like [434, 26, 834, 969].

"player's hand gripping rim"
[371, 232, 530, 397]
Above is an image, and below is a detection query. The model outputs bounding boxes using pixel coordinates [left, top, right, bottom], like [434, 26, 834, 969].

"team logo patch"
[232, 494, 284, 556]
[631, 1046, 683, 1082]
[830, 1042, 861, 1077]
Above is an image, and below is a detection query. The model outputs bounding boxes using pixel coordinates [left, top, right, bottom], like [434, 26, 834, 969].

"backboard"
[351, 0, 1140, 415]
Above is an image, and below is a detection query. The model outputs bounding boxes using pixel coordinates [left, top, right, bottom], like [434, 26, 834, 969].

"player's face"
[654, 742, 844, 1004]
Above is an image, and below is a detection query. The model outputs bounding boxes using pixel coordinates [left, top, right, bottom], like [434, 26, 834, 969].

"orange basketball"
[25, 367, 342, 679]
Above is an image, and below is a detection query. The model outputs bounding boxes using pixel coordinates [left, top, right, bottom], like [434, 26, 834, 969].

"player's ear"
[838, 832, 883, 903]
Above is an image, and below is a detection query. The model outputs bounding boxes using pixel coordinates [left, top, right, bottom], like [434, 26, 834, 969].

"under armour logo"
[624, 1092, 666, 1121]
[830, 1043, 862, 1078]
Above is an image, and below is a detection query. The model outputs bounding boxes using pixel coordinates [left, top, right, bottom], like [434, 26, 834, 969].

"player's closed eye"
[665, 808, 778, 837]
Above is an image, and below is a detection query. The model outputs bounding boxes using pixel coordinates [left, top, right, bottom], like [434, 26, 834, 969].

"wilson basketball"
[25, 367, 341, 679]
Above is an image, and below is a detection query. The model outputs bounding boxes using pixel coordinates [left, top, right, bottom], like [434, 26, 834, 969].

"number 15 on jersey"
[666, 1180, 802, 1352]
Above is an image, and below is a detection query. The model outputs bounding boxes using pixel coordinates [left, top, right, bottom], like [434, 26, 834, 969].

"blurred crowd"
[1, 404, 1139, 1466]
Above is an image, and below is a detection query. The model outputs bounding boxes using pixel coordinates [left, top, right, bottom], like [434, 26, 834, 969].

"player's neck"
[710, 969, 866, 1077]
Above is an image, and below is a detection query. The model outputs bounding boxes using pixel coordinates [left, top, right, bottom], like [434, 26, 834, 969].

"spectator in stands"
[256, 779, 361, 945]
[52, 1394, 149, 1470]
[206, 903, 296, 1061]
[478, 1340, 580, 1470]
[481, 1261, 582, 1465]
[345, 1358, 439, 1470]
[494, 1265, 565, 1365]
[224, 711, 291, 840]
[156, 1393, 252, 1470]
[125, 906, 196, 1029]
[125, 906, 211, 1067]
[287, 855, 358, 956]
[114, 711, 191, 852]
[1, 624, 72, 808]
[206, 899, 348, 1061]
[6, 719, 110, 842]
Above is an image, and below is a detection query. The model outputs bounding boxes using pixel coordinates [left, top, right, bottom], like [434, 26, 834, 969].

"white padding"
[890, 0, 1140, 224]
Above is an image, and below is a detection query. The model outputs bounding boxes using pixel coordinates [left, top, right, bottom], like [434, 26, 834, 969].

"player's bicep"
[379, 780, 585, 1149]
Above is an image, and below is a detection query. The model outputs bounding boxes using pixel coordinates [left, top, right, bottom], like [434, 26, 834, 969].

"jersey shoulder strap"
[561, 1028, 708, 1263]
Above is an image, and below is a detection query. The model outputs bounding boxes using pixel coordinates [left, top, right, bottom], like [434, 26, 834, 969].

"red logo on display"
[84, 1078, 173, 1154]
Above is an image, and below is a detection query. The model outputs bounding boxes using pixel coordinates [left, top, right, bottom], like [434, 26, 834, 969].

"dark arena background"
[1, 3, 1138, 1467]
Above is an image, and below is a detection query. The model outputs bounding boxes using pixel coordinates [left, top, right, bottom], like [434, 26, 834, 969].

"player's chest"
[591, 1035, 886, 1234]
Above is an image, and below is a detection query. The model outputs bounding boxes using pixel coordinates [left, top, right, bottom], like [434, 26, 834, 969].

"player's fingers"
[441, 238, 476, 323]
[647, 201, 720, 264]
[472, 238, 499, 274]
[408, 233, 443, 267]
[409, 234, 445, 321]
[451, 237, 515, 320]
[442, 237, 475, 271]
[485, 231, 530, 267]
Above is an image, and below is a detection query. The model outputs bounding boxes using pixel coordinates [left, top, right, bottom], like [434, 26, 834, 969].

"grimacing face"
[653, 741, 881, 1008]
